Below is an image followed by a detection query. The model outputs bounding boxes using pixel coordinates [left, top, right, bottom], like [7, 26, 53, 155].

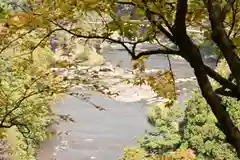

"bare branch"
[50, 20, 135, 55]
[227, 1, 238, 37]
[50, 20, 141, 45]
[69, 92, 106, 111]
[117, 1, 173, 33]
[155, 37, 177, 97]
[134, 48, 180, 59]
[204, 65, 239, 92]
[215, 88, 240, 99]
[116, 1, 135, 6]
[28, 28, 63, 60]
[206, 0, 240, 95]
[141, 1, 176, 44]
[50, 20, 157, 59]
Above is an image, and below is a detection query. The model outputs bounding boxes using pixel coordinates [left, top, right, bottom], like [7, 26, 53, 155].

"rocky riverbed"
[37, 40, 216, 160]
[37, 59, 200, 160]
[51, 60, 198, 103]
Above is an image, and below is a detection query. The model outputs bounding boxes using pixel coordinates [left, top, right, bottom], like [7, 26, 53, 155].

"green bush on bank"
[181, 59, 240, 159]
[182, 91, 239, 159]
[121, 147, 160, 160]
[138, 102, 183, 155]
[123, 59, 240, 160]
[121, 147, 196, 160]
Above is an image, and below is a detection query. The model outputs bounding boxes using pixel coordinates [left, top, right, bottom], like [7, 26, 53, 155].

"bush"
[121, 147, 196, 160]
[168, 149, 196, 160]
[182, 91, 239, 159]
[138, 102, 183, 155]
[137, 93, 239, 159]
[126, 59, 240, 160]
[181, 59, 240, 159]
[121, 147, 168, 160]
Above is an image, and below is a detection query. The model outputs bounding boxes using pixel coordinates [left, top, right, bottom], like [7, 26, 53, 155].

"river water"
[37, 44, 216, 160]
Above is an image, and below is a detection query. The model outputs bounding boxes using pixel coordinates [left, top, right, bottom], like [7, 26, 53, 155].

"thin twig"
[0, 29, 34, 54]
[28, 28, 63, 61]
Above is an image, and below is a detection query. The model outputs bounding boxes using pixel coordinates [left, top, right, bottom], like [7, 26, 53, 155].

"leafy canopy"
[2, 0, 240, 158]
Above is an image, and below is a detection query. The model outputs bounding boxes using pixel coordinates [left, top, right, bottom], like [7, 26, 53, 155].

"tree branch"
[140, 0, 175, 44]
[116, 1, 135, 6]
[117, 1, 173, 33]
[222, 0, 236, 21]
[206, 0, 240, 94]
[227, 1, 237, 37]
[134, 48, 180, 59]
[215, 88, 240, 99]
[131, 46, 239, 99]
[0, 28, 34, 54]
[50, 20, 136, 57]
[28, 28, 63, 60]
[130, 45, 239, 98]
[204, 65, 239, 92]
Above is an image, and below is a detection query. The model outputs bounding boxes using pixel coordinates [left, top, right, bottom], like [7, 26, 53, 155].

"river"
[37, 43, 216, 160]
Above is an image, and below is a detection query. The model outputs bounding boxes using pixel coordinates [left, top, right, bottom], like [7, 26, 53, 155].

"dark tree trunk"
[176, 33, 240, 157]
[172, 0, 240, 157]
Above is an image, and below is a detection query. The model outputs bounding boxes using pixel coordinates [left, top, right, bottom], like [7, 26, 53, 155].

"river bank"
[37, 71, 195, 159]
[36, 42, 216, 160]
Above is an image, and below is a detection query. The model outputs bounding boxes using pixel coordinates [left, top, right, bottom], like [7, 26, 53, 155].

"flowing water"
[37, 44, 216, 160]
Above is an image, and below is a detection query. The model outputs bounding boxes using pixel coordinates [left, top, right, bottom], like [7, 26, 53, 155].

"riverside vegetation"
[1, 0, 240, 159]
[122, 59, 240, 159]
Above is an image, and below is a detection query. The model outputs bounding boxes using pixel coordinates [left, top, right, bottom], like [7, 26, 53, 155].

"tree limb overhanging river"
[37, 43, 217, 160]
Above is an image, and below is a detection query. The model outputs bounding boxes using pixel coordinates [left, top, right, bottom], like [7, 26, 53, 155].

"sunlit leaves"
[8, 12, 34, 28]
[129, 55, 177, 107]
[148, 71, 176, 99]
[169, 149, 196, 160]
[187, 0, 207, 27]
[130, 70, 177, 102]
[0, 48, 67, 157]
[121, 147, 166, 160]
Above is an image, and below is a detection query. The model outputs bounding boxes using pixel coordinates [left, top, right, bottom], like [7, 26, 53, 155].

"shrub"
[138, 102, 183, 155]
[121, 147, 168, 160]
[181, 59, 240, 159]
[168, 149, 196, 160]
[131, 59, 240, 160]
[182, 91, 239, 159]
[121, 147, 196, 160]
